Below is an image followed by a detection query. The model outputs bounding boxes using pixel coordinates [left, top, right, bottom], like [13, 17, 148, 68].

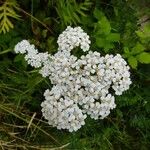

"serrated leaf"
[137, 52, 150, 64]
[128, 56, 138, 69]
[93, 8, 104, 20]
[131, 42, 145, 55]
[96, 37, 114, 52]
[123, 47, 131, 58]
[96, 37, 106, 48]
[136, 24, 150, 44]
[124, 47, 130, 54]
[106, 33, 120, 42]
[136, 30, 144, 38]
[104, 43, 114, 52]
[97, 17, 111, 35]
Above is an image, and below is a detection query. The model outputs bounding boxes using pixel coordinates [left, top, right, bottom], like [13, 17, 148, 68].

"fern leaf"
[0, 0, 20, 34]
[56, 0, 92, 27]
[6, 18, 14, 29]
[6, 12, 20, 20]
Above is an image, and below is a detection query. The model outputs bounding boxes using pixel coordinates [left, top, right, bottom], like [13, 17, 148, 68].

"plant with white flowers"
[14, 26, 132, 132]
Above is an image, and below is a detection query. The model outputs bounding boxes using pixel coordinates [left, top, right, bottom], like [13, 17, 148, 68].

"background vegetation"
[0, 0, 150, 149]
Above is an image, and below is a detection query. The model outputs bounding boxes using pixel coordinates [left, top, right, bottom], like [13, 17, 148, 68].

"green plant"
[123, 24, 150, 69]
[93, 8, 120, 52]
[0, 0, 20, 34]
[55, 0, 92, 28]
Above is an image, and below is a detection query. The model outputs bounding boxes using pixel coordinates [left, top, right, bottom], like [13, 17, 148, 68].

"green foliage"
[136, 24, 150, 44]
[137, 52, 150, 64]
[0, 0, 20, 34]
[123, 25, 150, 69]
[56, 0, 92, 28]
[93, 8, 120, 52]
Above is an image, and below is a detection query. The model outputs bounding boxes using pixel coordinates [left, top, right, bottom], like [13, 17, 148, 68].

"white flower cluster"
[14, 26, 132, 132]
[41, 88, 87, 132]
[57, 26, 91, 52]
[14, 40, 51, 68]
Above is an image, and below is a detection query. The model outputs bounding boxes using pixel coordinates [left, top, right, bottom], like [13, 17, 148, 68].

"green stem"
[0, 49, 12, 55]
[15, 6, 54, 34]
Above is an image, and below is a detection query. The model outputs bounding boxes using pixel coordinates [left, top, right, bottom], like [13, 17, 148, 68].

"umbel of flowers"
[14, 26, 132, 132]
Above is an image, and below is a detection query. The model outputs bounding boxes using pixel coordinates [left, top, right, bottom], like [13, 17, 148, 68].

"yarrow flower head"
[14, 26, 132, 132]
[57, 26, 91, 52]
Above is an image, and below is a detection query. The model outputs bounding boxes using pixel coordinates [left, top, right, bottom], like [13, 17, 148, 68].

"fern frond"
[0, 0, 21, 34]
[56, 0, 92, 27]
